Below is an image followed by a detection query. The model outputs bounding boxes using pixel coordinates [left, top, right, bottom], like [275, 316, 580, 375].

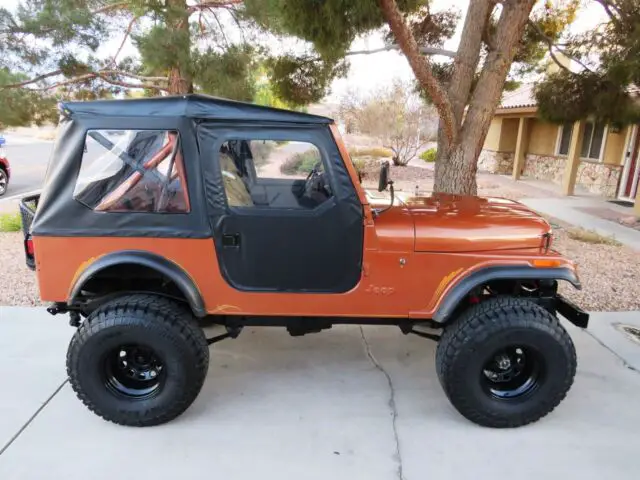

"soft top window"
[217, 139, 333, 210]
[74, 129, 189, 213]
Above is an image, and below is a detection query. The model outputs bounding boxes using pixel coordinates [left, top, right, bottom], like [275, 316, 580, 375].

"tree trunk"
[433, 0, 536, 195]
[166, 0, 192, 95]
[168, 67, 191, 95]
[434, 140, 480, 195]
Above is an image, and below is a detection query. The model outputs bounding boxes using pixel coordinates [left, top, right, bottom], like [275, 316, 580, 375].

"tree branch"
[462, 0, 537, 142]
[92, 1, 130, 15]
[448, 0, 496, 127]
[3, 69, 168, 92]
[592, 0, 622, 22]
[377, 0, 457, 145]
[0, 70, 62, 89]
[99, 70, 169, 82]
[110, 15, 140, 67]
[346, 45, 457, 58]
[96, 73, 167, 91]
[210, 9, 231, 47]
[187, 0, 242, 14]
[38, 72, 167, 91]
[529, 21, 594, 74]
[33, 73, 96, 91]
[481, 4, 496, 51]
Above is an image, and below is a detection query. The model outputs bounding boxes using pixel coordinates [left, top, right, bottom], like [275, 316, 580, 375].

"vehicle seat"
[220, 153, 253, 207]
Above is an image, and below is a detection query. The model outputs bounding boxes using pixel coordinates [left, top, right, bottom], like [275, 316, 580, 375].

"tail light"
[26, 237, 34, 256]
[24, 235, 36, 270]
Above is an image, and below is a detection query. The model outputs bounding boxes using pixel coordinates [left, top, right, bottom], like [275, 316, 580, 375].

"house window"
[580, 121, 606, 160]
[557, 122, 573, 156]
[556, 121, 606, 160]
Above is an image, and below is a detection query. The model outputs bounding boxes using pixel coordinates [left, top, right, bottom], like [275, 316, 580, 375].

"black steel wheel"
[67, 294, 209, 427]
[103, 344, 164, 399]
[0, 168, 8, 196]
[481, 346, 542, 399]
[436, 296, 576, 428]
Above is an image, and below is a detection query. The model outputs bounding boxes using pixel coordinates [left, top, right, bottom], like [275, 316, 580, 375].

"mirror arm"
[372, 180, 394, 217]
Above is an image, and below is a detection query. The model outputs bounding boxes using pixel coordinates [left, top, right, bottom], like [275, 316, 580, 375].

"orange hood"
[397, 193, 551, 253]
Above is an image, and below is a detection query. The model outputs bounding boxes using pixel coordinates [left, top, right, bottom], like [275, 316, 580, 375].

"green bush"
[348, 147, 393, 158]
[420, 148, 437, 163]
[250, 140, 275, 168]
[280, 149, 321, 175]
[352, 158, 366, 179]
[0, 213, 22, 232]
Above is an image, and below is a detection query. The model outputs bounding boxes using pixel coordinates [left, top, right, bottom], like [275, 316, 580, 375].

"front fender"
[432, 266, 581, 323]
[68, 250, 206, 317]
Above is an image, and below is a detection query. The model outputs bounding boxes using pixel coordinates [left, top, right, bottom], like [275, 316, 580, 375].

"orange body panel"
[32, 123, 578, 320]
[33, 236, 574, 320]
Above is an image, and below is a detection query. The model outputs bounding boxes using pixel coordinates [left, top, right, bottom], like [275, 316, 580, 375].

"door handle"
[222, 233, 241, 247]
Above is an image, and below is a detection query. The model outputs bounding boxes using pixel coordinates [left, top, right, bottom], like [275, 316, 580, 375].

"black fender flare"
[432, 266, 581, 323]
[68, 250, 206, 317]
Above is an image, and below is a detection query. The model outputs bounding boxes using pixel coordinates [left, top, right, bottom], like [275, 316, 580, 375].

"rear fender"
[68, 250, 206, 317]
[432, 266, 581, 323]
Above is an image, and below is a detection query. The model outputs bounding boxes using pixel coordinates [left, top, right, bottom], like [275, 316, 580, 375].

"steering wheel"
[299, 161, 331, 202]
[305, 161, 323, 183]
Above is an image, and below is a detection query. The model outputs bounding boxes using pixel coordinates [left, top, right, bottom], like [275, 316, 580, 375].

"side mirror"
[378, 161, 390, 192]
[374, 161, 395, 217]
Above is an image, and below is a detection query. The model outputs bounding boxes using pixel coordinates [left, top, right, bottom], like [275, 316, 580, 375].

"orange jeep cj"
[19, 95, 588, 428]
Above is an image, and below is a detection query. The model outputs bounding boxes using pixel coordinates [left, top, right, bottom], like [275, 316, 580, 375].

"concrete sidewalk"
[0, 308, 639, 479]
[520, 196, 640, 251]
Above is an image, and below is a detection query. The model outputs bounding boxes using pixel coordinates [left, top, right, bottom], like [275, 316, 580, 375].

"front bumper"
[556, 295, 589, 328]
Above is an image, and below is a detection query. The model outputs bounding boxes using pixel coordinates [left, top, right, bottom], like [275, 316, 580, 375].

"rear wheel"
[436, 296, 576, 428]
[67, 294, 209, 426]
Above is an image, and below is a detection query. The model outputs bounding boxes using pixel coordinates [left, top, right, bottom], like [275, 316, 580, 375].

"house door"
[620, 125, 640, 201]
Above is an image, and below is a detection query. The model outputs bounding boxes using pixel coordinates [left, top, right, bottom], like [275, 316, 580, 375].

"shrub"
[566, 227, 621, 246]
[250, 140, 275, 167]
[348, 147, 393, 158]
[280, 149, 321, 175]
[352, 158, 366, 180]
[420, 148, 437, 163]
[0, 213, 22, 232]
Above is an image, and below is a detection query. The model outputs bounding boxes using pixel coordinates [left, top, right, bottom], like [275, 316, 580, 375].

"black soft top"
[60, 94, 333, 124]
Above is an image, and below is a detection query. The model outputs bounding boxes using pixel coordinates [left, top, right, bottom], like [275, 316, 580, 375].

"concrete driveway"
[0, 308, 639, 480]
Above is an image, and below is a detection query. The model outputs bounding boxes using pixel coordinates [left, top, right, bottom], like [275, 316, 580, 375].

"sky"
[329, 0, 608, 101]
[0, 0, 608, 101]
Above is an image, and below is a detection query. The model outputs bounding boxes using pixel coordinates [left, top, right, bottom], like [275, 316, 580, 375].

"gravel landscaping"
[0, 232, 42, 306]
[551, 224, 640, 311]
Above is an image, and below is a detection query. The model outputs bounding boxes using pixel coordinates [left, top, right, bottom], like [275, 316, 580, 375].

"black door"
[201, 126, 364, 293]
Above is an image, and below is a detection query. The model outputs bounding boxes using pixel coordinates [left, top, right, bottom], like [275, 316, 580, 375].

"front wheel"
[436, 296, 576, 428]
[67, 294, 209, 426]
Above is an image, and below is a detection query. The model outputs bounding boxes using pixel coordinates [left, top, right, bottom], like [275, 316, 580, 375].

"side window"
[557, 122, 573, 156]
[219, 139, 333, 209]
[74, 130, 189, 213]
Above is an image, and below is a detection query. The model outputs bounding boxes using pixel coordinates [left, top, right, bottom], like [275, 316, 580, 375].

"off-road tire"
[0, 167, 8, 196]
[67, 294, 209, 426]
[435, 296, 576, 428]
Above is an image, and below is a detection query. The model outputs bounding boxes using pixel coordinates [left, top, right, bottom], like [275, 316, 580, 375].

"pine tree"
[535, 0, 640, 126]
[0, 0, 339, 128]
